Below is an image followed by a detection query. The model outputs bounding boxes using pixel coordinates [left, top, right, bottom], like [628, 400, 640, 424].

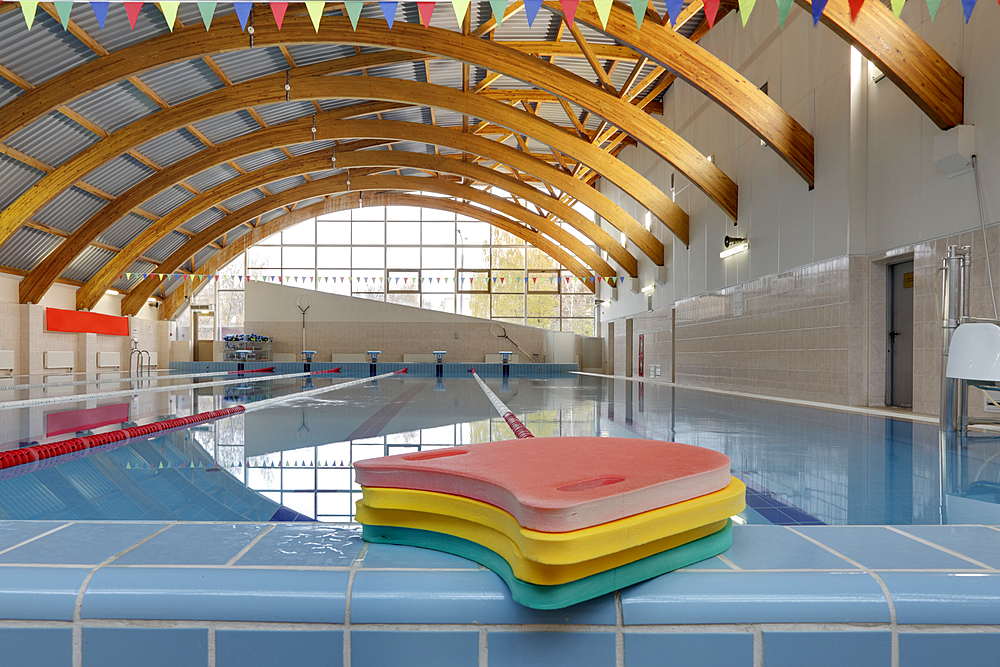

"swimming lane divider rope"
[0, 369, 407, 472]
[469, 368, 534, 439]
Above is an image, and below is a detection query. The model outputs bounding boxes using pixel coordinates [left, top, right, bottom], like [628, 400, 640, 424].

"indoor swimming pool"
[2, 370, 996, 527]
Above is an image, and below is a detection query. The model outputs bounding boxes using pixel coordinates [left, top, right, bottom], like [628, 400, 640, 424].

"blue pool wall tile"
[82, 628, 207, 667]
[0, 522, 163, 564]
[792, 526, 983, 570]
[624, 633, 753, 667]
[0, 521, 66, 552]
[352, 630, 478, 667]
[112, 523, 267, 565]
[879, 572, 1000, 625]
[233, 524, 363, 566]
[361, 542, 480, 569]
[893, 525, 1000, 569]
[0, 567, 91, 621]
[487, 631, 615, 667]
[0, 628, 73, 667]
[762, 631, 891, 667]
[897, 633, 1000, 667]
[216, 629, 343, 667]
[720, 526, 858, 570]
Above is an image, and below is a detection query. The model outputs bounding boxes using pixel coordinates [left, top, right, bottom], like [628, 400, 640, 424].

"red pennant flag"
[848, 0, 864, 20]
[124, 2, 142, 29]
[417, 0, 435, 27]
[559, 0, 578, 26]
[271, 1, 288, 28]
[704, 0, 721, 26]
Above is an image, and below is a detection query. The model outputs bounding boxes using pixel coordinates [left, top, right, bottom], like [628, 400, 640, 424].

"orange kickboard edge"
[354, 436, 732, 532]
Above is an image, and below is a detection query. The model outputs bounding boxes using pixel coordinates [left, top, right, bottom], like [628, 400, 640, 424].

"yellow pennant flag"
[890, 0, 905, 16]
[305, 1, 325, 31]
[160, 2, 180, 30]
[21, 1, 39, 29]
[739, 0, 756, 24]
[593, 0, 613, 27]
[451, 0, 471, 23]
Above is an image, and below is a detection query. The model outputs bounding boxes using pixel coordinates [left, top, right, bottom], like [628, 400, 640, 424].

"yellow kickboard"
[358, 477, 745, 565]
[356, 501, 728, 585]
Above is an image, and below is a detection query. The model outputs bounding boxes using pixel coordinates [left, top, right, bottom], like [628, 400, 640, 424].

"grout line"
[224, 523, 275, 566]
[886, 526, 996, 571]
[753, 627, 763, 667]
[717, 554, 742, 571]
[479, 627, 488, 667]
[0, 522, 74, 556]
[208, 626, 216, 667]
[343, 541, 368, 667]
[614, 590, 624, 667]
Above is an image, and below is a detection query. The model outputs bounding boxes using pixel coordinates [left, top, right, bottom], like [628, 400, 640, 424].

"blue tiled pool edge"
[1, 522, 998, 667]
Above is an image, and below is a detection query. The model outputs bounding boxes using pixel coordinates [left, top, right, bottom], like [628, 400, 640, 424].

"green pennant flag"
[926, 0, 941, 19]
[53, 2, 73, 29]
[305, 1, 325, 31]
[629, 0, 645, 28]
[593, 0, 613, 27]
[345, 1, 364, 29]
[197, 2, 216, 30]
[451, 0, 470, 23]
[21, 1, 39, 29]
[890, 0, 904, 16]
[488, 0, 506, 24]
[776, 0, 794, 26]
[126, 462, 132, 469]
[160, 2, 179, 30]
[739, 0, 756, 24]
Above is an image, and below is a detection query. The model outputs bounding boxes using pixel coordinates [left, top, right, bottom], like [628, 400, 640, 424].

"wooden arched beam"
[0, 13, 733, 224]
[796, 0, 962, 129]
[1, 76, 686, 268]
[333, 150, 638, 276]
[549, 1, 815, 188]
[156, 192, 596, 320]
[84, 170, 617, 312]
[19, 115, 657, 306]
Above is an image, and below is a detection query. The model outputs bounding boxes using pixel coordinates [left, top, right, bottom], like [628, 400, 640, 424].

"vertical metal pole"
[959, 248, 971, 431]
[940, 246, 965, 433]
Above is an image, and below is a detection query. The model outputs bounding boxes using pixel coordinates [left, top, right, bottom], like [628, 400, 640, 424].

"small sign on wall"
[903, 272, 914, 289]
[733, 285, 744, 316]
[638, 334, 644, 377]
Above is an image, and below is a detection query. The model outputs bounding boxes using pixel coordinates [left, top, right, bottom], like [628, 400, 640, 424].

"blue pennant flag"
[233, 2, 252, 30]
[524, 0, 542, 26]
[812, 0, 829, 24]
[90, 1, 109, 28]
[379, 1, 397, 27]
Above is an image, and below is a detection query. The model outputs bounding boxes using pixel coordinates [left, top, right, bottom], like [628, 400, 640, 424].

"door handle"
[889, 330, 900, 341]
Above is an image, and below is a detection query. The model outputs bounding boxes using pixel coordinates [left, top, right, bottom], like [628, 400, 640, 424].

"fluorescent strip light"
[641, 284, 654, 294]
[104, 290, 120, 296]
[719, 242, 749, 259]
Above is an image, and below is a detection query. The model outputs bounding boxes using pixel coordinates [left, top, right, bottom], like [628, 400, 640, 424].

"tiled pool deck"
[1, 521, 999, 666]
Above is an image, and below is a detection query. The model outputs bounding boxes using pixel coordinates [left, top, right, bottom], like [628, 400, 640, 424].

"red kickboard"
[354, 437, 731, 532]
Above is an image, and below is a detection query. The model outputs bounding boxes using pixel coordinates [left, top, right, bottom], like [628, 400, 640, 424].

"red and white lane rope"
[469, 369, 533, 439]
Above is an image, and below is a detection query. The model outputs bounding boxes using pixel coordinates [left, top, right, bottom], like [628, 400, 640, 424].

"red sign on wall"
[638, 333, 644, 377]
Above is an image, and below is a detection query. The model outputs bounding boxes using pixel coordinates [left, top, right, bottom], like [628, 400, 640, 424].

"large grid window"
[201, 205, 596, 336]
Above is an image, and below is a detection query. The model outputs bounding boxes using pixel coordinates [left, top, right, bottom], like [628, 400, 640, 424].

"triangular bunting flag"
[739, 0, 756, 25]
[305, 1, 325, 30]
[559, 0, 578, 26]
[961, 0, 975, 21]
[124, 2, 143, 29]
[234, 2, 252, 30]
[925, 0, 940, 20]
[159, 1, 179, 30]
[271, 1, 288, 28]
[704, 0, 721, 26]
[524, 0, 542, 25]
[628, 0, 645, 28]
[848, 0, 864, 19]
[451, 0, 470, 24]
[417, 0, 435, 27]
[890, 0, 904, 17]
[126, 462, 131, 469]
[345, 0, 363, 29]
[379, 0, 396, 26]
[593, 0, 612, 27]
[54, 2, 73, 29]
[90, 2, 109, 29]
[663, 0, 683, 26]
[776, 0, 794, 26]
[811, 0, 828, 23]
[20, 1, 39, 29]
[488, 0, 506, 24]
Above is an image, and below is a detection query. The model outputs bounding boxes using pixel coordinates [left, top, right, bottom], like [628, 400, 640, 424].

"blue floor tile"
[0, 523, 163, 565]
[880, 572, 1000, 624]
[350, 570, 616, 625]
[792, 527, 983, 570]
[234, 524, 363, 567]
[893, 526, 1000, 569]
[113, 523, 267, 565]
[898, 633, 1000, 667]
[621, 571, 889, 625]
[678, 555, 733, 570]
[0, 627, 73, 667]
[352, 630, 477, 667]
[488, 631, 614, 667]
[0, 567, 90, 621]
[0, 522, 66, 552]
[762, 631, 891, 667]
[217, 629, 342, 667]
[361, 542, 480, 569]
[82, 628, 207, 667]
[722, 526, 858, 570]
[82, 567, 349, 623]
[624, 633, 753, 666]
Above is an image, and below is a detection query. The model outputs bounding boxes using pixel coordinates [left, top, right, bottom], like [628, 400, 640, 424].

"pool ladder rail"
[129, 348, 151, 379]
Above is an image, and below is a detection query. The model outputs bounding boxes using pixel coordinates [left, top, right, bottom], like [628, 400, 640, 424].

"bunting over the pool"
[6, 0, 984, 32]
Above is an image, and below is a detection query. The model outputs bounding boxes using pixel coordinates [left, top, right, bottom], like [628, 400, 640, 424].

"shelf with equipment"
[223, 336, 273, 362]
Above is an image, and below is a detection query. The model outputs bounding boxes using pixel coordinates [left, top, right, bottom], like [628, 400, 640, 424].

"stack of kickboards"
[354, 436, 746, 610]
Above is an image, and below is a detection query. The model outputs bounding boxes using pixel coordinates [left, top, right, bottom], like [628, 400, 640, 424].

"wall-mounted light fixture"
[720, 236, 749, 259]
[641, 284, 655, 294]
[104, 289, 120, 296]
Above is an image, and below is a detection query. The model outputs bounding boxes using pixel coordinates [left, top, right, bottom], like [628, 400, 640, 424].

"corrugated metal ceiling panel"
[293, 197, 327, 212]
[183, 208, 227, 235]
[191, 110, 260, 146]
[142, 186, 197, 218]
[259, 209, 285, 226]
[253, 100, 316, 127]
[110, 259, 157, 292]
[306, 169, 340, 181]
[284, 44, 357, 66]
[378, 107, 431, 124]
[62, 246, 116, 282]
[0, 11, 99, 87]
[137, 58, 225, 107]
[136, 129, 207, 169]
[225, 225, 251, 246]
[97, 212, 153, 249]
[71, 3, 172, 54]
[265, 175, 307, 195]
[187, 163, 241, 193]
[366, 61, 427, 82]
[488, 10, 561, 41]
[145, 231, 189, 263]
[0, 226, 61, 272]
[192, 247, 215, 271]
[33, 188, 108, 234]
[220, 189, 265, 212]
[0, 154, 44, 209]
[66, 80, 162, 136]
[211, 47, 289, 84]
[235, 149, 288, 173]
[0, 77, 23, 110]
[286, 140, 337, 157]
[5, 111, 101, 169]
[81, 154, 155, 197]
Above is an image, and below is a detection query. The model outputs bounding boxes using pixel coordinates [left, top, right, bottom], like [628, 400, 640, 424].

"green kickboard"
[362, 519, 732, 610]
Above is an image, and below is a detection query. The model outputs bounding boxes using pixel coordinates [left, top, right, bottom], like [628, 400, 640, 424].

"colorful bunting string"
[123, 1, 142, 30]
[776, 0, 794, 27]
[379, 0, 397, 28]
[91, 2, 109, 29]
[305, 1, 325, 31]
[417, 0, 435, 27]
[593, 0, 612, 27]
[198, 1, 217, 29]
[271, 1, 288, 28]
[159, 1, 179, 30]
[20, 0, 38, 30]
[451, 0, 471, 24]
[53, 1, 73, 28]
[345, 0, 363, 29]
[523, 0, 542, 26]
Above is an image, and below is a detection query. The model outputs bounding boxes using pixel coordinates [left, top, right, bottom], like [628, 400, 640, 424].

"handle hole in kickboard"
[402, 449, 468, 461]
[556, 476, 626, 492]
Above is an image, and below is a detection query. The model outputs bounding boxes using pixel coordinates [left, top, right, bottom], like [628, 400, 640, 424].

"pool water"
[2, 372, 998, 526]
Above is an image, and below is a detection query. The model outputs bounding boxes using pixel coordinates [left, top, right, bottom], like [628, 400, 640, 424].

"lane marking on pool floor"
[342, 383, 428, 441]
